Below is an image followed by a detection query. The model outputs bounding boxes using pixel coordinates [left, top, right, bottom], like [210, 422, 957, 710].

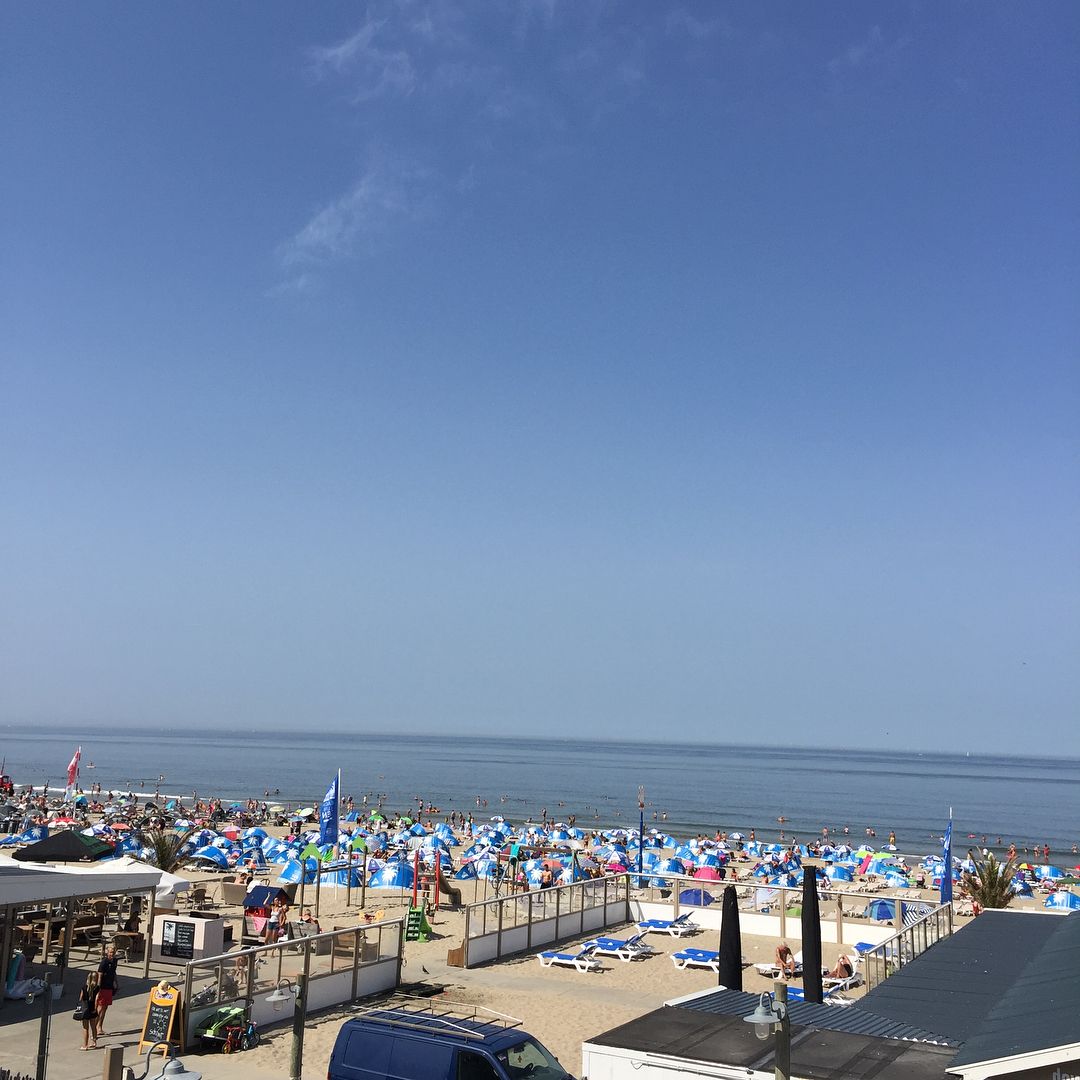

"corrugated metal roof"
[679, 987, 958, 1045]
[951, 910, 1080, 1066]
[853, 909, 1063, 1044]
[588, 1004, 956, 1079]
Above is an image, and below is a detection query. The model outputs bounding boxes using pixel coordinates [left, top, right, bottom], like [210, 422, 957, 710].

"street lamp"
[123, 1041, 202, 1080]
[637, 786, 645, 883]
[266, 975, 307, 1080]
[743, 987, 790, 1080]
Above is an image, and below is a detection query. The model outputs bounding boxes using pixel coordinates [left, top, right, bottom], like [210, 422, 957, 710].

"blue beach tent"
[1044, 891, 1080, 910]
[678, 888, 714, 907]
[369, 862, 414, 888]
[276, 859, 304, 884]
[865, 898, 900, 922]
[191, 846, 230, 868]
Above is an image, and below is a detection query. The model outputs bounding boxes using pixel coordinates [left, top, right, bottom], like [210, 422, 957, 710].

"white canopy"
[0, 855, 162, 907]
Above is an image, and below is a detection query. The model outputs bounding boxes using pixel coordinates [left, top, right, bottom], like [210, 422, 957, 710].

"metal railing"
[462, 875, 631, 966]
[860, 903, 954, 991]
[180, 918, 404, 1042]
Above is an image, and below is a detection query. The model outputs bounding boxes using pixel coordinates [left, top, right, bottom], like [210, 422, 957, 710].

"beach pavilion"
[0, 856, 163, 1004]
[582, 909, 1080, 1080]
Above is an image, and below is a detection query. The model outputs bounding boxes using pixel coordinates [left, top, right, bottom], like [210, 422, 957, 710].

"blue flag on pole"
[940, 816, 953, 905]
[319, 774, 339, 847]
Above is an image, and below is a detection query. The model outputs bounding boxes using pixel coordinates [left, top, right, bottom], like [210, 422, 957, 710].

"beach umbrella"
[1010, 878, 1034, 896]
[694, 867, 723, 881]
[717, 884, 742, 990]
[825, 865, 853, 882]
[13, 831, 114, 862]
[884, 872, 911, 888]
[801, 864, 824, 1004]
[1036, 865, 1065, 880]
[769, 872, 801, 889]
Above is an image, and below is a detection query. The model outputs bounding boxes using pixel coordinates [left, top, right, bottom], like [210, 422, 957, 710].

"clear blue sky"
[2, 3, 1077, 752]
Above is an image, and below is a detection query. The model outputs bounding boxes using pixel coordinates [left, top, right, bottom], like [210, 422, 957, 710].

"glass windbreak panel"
[496, 1038, 571, 1080]
[306, 938, 335, 977]
[378, 924, 400, 960]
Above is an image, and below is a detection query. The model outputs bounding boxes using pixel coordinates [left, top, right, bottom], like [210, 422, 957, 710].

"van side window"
[391, 1039, 453, 1080]
[458, 1051, 502, 1080]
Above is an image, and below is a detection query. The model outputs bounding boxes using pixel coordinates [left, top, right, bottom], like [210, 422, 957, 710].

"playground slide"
[436, 868, 463, 907]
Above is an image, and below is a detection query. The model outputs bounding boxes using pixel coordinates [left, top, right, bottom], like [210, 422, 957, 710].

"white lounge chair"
[636, 912, 698, 937]
[581, 933, 656, 961]
[671, 948, 720, 972]
[536, 945, 604, 972]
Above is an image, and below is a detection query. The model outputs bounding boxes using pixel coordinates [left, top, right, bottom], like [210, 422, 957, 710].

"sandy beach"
[186, 861, 978, 1079]
[3, 804, 1057, 1080]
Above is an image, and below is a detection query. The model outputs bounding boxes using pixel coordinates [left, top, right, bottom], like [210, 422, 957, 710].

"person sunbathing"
[775, 942, 796, 978]
[826, 954, 854, 979]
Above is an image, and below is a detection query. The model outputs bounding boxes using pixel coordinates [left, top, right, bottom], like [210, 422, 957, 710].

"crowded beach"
[3, 767, 1079, 1079]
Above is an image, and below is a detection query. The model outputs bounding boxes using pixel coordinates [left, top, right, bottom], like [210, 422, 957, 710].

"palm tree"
[138, 828, 193, 874]
[960, 852, 1018, 910]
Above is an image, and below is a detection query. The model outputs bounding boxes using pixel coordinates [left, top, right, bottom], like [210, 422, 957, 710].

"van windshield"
[496, 1039, 570, 1080]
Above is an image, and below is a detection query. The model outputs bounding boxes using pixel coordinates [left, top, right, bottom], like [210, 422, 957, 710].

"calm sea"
[1, 725, 1076, 857]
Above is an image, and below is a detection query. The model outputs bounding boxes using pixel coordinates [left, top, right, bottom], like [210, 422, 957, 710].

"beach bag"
[73, 1002, 90, 1021]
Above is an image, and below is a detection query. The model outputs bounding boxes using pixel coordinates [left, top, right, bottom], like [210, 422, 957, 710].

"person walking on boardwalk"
[77, 972, 101, 1050]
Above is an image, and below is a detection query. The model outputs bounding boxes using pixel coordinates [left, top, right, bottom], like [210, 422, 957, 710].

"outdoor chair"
[671, 948, 720, 972]
[636, 912, 698, 937]
[580, 933, 656, 961]
[536, 944, 604, 972]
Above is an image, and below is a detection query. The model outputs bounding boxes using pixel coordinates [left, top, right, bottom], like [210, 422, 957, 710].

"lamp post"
[34, 972, 52, 1080]
[267, 975, 308, 1080]
[637, 786, 645, 883]
[122, 1041, 202, 1080]
[743, 984, 790, 1080]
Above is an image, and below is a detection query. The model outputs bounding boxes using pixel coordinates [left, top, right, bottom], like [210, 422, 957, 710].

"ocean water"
[1, 725, 1077, 857]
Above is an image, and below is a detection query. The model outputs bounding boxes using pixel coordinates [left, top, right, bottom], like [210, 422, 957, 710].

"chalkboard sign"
[160, 920, 196, 960]
[138, 983, 183, 1053]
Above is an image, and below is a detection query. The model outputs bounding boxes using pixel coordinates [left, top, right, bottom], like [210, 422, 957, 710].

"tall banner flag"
[65, 746, 81, 802]
[319, 772, 340, 847]
[940, 810, 954, 905]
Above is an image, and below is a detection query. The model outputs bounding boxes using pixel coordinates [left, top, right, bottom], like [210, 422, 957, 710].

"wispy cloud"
[309, 17, 417, 101]
[280, 155, 434, 267]
[274, 4, 728, 288]
[665, 8, 732, 42]
[828, 25, 886, 74]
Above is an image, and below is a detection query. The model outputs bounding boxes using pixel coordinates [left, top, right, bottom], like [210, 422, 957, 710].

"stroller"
[195, 1004, 260, 1052]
